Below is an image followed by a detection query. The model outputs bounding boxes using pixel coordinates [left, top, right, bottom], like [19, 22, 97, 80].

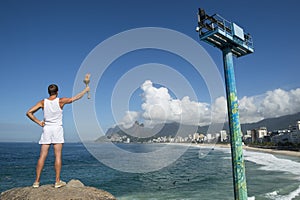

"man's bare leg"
[35, 144, 50, 183]
[53, 143, 63, 183]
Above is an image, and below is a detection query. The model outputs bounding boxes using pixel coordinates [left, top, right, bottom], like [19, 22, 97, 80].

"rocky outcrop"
[0, 179, 116, 200]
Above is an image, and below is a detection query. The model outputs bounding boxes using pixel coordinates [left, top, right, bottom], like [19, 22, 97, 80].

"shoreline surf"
[173, 142, 300, 157]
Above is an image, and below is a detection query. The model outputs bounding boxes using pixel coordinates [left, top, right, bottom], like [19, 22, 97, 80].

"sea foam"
[244, 150, 300, 200]
[264, 185, 300, 200]
[243, 150, 300, 176]
[215, 147, 300, 200]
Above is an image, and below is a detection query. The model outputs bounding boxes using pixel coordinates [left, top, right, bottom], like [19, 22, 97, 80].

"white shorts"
[39, 125, 64, 144]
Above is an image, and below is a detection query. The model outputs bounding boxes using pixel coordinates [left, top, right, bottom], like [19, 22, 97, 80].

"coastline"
[189, 143, 300, 157]
[242, 145, 300, 157]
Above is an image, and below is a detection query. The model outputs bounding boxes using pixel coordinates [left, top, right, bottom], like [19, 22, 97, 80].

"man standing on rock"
[26, 75, 90, 188]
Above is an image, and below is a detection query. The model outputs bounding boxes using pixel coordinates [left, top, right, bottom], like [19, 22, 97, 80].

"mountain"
[101, 121, 199, 143]
[198, 112, 300, 133]
[240, 112, 300, 132]
[98, 112, 300, 142]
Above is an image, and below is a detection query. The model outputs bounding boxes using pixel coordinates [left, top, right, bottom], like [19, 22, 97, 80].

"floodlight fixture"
[196, 8, 254, 57]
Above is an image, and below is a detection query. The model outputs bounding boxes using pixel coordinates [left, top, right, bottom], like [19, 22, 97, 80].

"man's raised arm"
[59, 86, 90, 108]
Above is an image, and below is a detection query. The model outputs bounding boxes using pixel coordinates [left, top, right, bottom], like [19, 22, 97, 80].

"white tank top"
[44, 98, 63, 126]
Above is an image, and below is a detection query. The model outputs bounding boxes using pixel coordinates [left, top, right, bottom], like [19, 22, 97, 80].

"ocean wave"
[215, 147, 300, 199]
[264, 185, 300, 200]
[244, 150, 300, 176]
[244, 150, 300, 200]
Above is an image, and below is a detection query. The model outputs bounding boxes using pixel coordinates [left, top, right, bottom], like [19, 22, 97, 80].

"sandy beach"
[242, 145, 300, 157]
[190, 143, 300, 157]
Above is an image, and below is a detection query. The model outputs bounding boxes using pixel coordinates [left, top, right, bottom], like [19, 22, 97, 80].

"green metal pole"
[222, 47, 248, 200]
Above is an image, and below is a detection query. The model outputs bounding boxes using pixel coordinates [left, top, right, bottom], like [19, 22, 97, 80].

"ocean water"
[1, 142, 300, 200]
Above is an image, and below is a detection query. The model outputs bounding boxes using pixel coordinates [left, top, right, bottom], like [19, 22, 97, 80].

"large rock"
[0, 179, 116, 200]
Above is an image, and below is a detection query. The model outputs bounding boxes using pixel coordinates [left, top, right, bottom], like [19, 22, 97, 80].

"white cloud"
[118, 81, 300, 128]
[239, 96, 264, 123]
[239, 88, 300, 123]
[260, 88, 300, 118]
[211, 96, 227, 123]
[139, 80, 215, 127]
[119, 111, 140, 129]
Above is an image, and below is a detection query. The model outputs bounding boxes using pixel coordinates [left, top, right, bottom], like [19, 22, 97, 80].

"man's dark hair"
[48, 84, 59, 95]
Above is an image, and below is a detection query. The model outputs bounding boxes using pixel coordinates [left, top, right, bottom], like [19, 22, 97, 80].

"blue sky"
[1, 0, 300, 142]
